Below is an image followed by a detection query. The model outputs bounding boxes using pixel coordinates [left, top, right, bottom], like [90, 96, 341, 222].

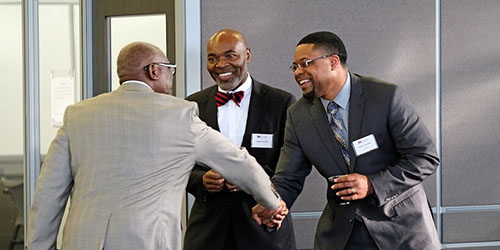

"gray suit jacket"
[27, 82, 279, 250]
[273, 74, 440, 250]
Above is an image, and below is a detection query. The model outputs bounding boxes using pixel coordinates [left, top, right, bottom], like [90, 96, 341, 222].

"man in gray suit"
[253, 31, 440, 249]
[27, 42, 284, 250]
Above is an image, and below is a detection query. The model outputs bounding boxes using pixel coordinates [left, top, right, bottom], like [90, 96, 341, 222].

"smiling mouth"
[298, 79, 310, 86]
[216, 72, 234, 81]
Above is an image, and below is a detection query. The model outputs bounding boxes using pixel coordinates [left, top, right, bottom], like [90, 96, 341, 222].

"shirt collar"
[122, 80, 152, 90]
[321, 73, 351, 110]
[217, 72, 252, 94]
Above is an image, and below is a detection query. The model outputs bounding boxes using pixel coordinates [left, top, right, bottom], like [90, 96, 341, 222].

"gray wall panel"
[290, 168, 327, 212]
[441, 0, 500, 206]
[443, 212, 500, 243]
[201, 0, 437, 206]
[292, 217, 319, 250]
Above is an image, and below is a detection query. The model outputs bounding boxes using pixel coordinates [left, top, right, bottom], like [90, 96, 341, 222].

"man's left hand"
[331, 173, 374, 201]
[225, 181, 240, 192]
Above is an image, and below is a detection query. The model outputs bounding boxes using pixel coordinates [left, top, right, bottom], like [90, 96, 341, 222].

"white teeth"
[299, 79, 310, 85]
[219, 72, 232, 77]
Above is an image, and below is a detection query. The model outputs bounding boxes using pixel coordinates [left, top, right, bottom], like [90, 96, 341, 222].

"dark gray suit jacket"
[184, 79, 297, 250]
[273, 73, 440, 250]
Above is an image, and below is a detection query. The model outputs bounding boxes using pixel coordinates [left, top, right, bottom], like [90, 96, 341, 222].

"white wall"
[0, 3, 81, 157]
[0, 5, 24, 156]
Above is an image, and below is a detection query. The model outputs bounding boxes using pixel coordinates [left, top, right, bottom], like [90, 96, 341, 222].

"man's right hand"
[202, 169, 225, 192]
[252, 200, 289, 229]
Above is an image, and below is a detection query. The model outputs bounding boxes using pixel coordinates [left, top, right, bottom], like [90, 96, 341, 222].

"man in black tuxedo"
[253, 31, 440, 250]
[183, 29, 297, 250]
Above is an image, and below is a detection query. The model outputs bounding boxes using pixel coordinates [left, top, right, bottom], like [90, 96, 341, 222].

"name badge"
[251, 133, 273, 148]
[352, 134, 379, 156]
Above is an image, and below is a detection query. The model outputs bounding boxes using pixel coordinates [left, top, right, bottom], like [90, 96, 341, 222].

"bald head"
[208, 29, 248, 48]
[117, 42, 166, 83]
[117, 42, 174, 94]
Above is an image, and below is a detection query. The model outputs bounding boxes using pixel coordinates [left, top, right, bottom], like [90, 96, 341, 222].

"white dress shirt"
[217, 73, 252, 147]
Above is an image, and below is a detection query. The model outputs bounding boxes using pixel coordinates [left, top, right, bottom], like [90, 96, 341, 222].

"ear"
[147, 64, 161, 80]
[246, 47, 252, 62]
[330, 55, 339, 71]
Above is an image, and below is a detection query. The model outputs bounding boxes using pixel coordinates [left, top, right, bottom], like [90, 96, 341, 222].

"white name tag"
[251, 133, 273, 148]
[352, 134, 379, 156]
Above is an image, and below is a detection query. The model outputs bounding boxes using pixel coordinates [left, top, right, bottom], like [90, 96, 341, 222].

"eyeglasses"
[143, 62, 176, 75]
[289, 54, 335, 73]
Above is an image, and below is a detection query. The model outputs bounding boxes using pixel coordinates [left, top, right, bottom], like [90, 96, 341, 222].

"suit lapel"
[201, 86, 220, 131]
[241, 79, 267, 148]
[348, 73, 366, 171]
[310, 97, 350, 173]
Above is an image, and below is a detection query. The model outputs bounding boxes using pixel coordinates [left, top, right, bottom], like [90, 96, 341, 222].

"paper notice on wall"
[51, 71, 75, 127]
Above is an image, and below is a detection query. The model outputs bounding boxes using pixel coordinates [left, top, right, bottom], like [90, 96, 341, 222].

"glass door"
[90, 0, 176, 96]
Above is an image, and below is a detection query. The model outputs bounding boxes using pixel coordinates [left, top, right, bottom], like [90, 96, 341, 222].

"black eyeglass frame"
[143, 62, 176, 75]
[289, 53, 335, 73]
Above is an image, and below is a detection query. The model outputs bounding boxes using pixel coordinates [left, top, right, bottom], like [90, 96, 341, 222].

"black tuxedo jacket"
[273, 73, 440, 250]
[183, 79, 297, 250]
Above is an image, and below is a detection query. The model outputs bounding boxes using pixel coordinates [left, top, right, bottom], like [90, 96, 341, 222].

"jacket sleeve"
[272, 108, 312, 207]
[367, 86, 439, 206]
[27, 112, 73, 249]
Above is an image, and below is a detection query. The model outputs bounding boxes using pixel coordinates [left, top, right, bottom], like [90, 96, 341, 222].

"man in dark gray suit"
[253, 31, 440, 249]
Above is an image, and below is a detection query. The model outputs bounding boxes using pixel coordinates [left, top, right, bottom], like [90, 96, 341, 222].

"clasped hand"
[202, 169, 240, 192]
[203, 169, 289, 228]
[251, 200, 289, 229]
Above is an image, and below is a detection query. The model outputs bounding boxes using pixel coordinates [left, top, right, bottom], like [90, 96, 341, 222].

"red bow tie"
[215, 91, 245, 107]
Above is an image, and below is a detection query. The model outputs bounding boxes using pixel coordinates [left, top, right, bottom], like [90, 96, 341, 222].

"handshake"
[251, 199, 289, 229]
[203, 169, 290, 229]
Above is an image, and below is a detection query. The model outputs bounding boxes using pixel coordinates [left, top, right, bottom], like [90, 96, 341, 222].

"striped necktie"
[215, 91, 245, 107]
[327, 101, 350, 167]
